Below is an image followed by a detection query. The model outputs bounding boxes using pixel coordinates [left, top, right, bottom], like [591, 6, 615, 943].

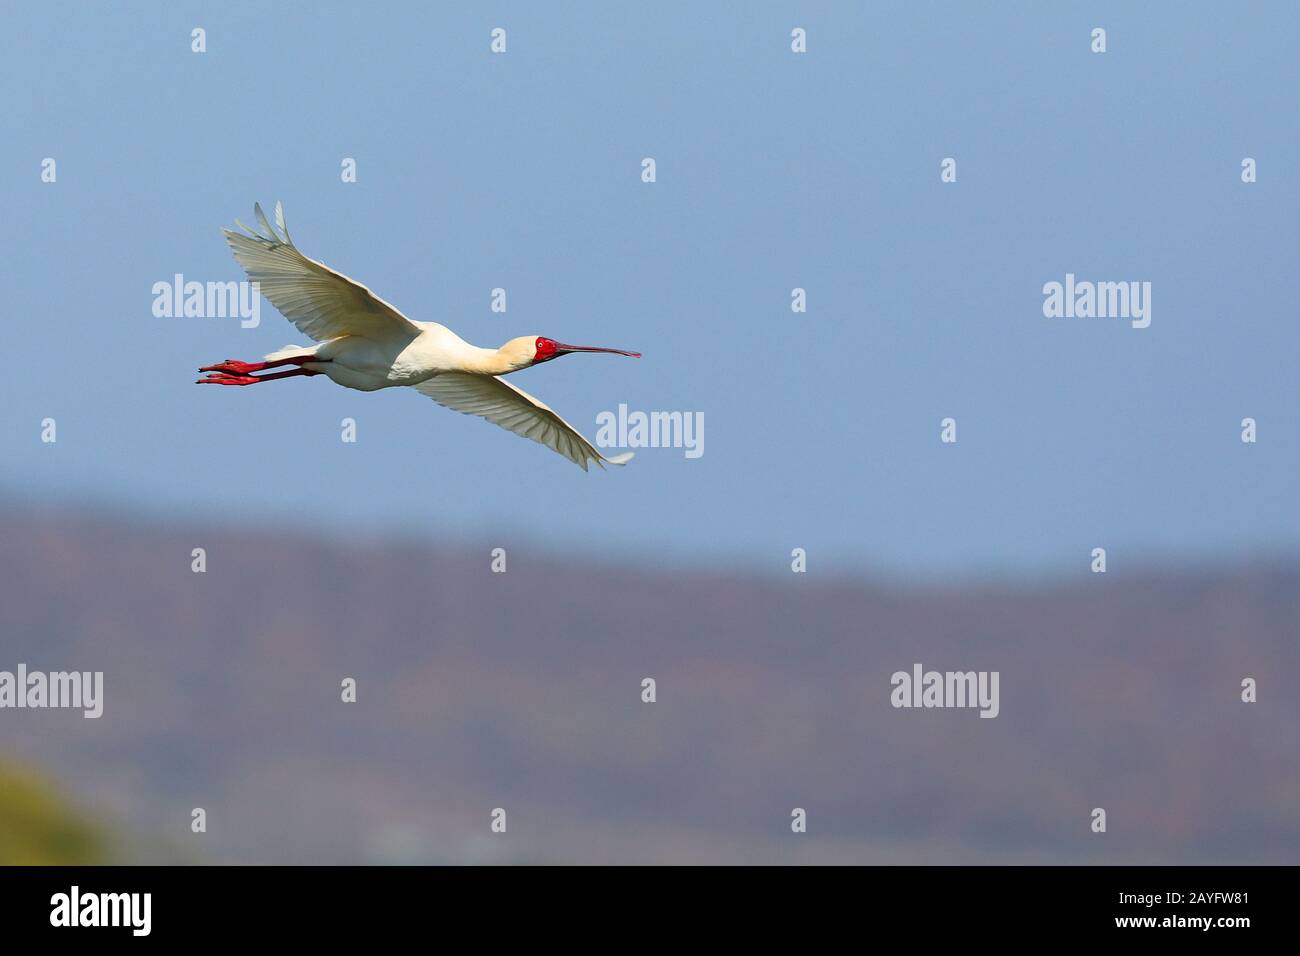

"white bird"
[199, 202, 640, 470]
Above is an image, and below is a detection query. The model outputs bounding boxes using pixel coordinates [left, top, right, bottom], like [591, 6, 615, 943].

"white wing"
[223, 202, 422, 344]
[414, 372, 634, 471]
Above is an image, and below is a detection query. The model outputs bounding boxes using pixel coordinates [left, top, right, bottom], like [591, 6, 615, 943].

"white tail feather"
[264, 344, 316, 362]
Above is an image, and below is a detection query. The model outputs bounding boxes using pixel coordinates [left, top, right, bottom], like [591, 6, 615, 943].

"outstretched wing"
[224, 202, 422, 344]
[414, 372, 633, 471]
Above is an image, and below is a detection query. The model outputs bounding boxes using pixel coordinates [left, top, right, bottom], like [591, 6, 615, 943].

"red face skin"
[533, 337, 641, 364]
[534, 337, 562, 363]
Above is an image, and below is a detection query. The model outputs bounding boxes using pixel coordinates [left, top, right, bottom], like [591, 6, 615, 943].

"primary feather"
[224, 202, 421, 344]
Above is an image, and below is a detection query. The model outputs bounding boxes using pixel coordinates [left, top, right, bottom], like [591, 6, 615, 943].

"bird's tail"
[264, 343, 318, 362]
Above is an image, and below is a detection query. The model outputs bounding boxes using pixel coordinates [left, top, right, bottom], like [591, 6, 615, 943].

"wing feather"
[414, 372, 633, 471]
[223, 202, 421, 344]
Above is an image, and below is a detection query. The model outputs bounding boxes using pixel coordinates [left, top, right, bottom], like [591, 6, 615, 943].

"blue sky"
[2, 2, 1296, 576]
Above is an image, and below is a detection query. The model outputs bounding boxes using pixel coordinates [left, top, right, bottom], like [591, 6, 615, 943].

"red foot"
[197, 372, 261, 386]
[195, 367, 320, 386]
[200, 359, 266, 374]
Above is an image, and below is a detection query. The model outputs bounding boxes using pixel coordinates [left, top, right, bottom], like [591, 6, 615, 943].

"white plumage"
[201, 203, 639, 471]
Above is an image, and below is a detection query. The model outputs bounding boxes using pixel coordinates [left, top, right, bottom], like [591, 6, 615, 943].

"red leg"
[199, 355, 329, 375]
[196, 368, 321, 386]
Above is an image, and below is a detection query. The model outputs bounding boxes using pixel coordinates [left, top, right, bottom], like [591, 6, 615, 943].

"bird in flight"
[199, 202, 640, 470]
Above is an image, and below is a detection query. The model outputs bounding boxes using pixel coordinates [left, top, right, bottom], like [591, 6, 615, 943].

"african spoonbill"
[198, 203, 640, 470]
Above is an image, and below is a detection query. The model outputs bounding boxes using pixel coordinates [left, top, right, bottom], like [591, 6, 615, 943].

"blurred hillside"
[0, 506, 1296, 864]
[0, 760, 107, 865]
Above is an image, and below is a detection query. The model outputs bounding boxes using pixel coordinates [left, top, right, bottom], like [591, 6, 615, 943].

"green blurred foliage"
[0, 760, 107, 865]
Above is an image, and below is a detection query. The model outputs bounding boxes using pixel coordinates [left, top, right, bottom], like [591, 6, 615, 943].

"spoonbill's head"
[501, 336, 642, 368]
